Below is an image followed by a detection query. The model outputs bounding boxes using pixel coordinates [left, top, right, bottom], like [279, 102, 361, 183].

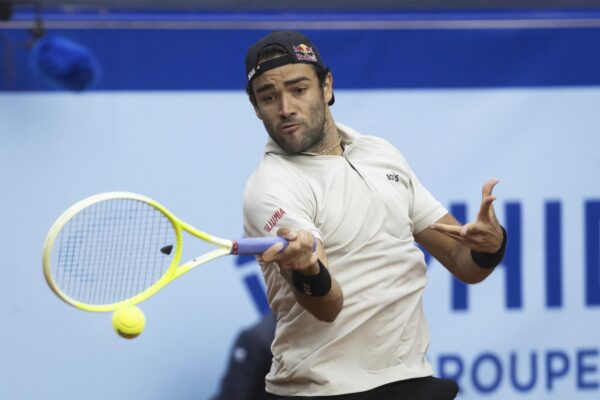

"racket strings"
[52, 198, 177, 305]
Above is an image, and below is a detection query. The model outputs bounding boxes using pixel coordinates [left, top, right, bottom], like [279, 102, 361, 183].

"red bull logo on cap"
[293, 43, 318, 63]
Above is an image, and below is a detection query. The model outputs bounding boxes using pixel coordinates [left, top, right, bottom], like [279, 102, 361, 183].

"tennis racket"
[42, 192, 287, 313]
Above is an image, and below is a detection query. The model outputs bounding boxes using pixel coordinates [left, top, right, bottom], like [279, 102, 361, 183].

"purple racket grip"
[233, 237, 317, 255]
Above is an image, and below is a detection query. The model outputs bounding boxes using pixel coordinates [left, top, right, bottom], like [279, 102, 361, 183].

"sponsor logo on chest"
[386, 173, 400, 183]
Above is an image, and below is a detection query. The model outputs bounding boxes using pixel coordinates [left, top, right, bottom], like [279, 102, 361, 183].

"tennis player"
[242, 31, 507, 399]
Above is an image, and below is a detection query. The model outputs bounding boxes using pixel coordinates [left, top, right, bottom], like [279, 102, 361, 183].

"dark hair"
[246, 44, 331, 105]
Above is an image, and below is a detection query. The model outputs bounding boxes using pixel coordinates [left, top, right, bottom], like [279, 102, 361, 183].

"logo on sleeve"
[264, 208, 286, 233]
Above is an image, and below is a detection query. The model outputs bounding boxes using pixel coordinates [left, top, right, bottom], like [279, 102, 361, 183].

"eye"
[260, 95, 275, 104]
[293, 87, 307, 95]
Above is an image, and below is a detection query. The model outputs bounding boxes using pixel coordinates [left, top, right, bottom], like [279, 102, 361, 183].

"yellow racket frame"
[42, 192, 234, 313]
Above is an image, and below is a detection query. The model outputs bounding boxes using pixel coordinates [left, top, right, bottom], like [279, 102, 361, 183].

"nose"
[278, 93, 295, 119]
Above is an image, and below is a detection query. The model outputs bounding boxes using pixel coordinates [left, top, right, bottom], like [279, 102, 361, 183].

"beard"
[263, 94, 327, 154]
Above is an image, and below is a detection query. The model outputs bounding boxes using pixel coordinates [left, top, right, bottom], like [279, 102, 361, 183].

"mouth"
[280, 123, 301, 134]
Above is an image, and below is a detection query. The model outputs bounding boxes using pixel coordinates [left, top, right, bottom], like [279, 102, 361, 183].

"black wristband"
[471, 226, 508, 269]
[291, 259, 332, 297]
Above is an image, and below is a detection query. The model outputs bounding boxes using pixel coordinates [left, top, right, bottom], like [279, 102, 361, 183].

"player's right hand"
[261, 228, 319, 275]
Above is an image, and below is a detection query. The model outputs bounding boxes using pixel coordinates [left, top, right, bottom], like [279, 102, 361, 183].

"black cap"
[245, 31, 334, 105]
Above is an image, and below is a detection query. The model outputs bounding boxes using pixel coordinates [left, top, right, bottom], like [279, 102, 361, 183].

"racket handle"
[234, 237, 287, 255]
[234, 237, 317, 255]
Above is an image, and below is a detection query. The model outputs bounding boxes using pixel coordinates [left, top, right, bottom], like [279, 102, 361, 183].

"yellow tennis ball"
[112, 306, 145, 339]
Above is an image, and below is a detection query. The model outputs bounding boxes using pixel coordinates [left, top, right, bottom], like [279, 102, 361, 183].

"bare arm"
[261, 228, 343, 322]
[415, 178, 506, 284]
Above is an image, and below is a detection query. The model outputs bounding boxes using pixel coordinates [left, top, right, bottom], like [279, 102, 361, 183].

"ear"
[323, 72, 334, 105]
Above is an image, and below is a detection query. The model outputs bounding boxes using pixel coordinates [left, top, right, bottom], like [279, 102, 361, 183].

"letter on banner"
[586, 200, 600, 306]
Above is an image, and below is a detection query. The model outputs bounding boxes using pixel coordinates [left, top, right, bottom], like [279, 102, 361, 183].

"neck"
[318, 135, 342, 156]
[315, 117, 343, 156]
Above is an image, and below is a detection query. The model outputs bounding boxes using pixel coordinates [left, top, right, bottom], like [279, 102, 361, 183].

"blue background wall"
[1, 10, 599, 399]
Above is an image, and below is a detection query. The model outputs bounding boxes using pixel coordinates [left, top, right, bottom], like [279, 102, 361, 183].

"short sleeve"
[242, 163, 324, 317]
[243, 167, 323, 242]
[409, 170, 448, 234]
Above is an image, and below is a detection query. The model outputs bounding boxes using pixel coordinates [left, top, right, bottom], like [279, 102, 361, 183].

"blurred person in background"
[212, 312, 277, 400]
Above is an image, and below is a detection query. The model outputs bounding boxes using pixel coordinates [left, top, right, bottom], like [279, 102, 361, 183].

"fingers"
[478, 194, 496, 222]
[477, 178, 500, 222]
[431, 221, 500, 252]
[429, 223, 468, 250]
[430, 222, 474, 239]
[261, 228, 317, 272]
[482, 178, 500, 199]
[260, 241, 286, 263]
[276, 227, 294, 240]
[429, 223, 462, 236]
[261, 228, 301, 261]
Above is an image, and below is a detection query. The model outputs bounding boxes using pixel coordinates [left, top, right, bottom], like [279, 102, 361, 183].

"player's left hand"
[429, 178, 504, 253]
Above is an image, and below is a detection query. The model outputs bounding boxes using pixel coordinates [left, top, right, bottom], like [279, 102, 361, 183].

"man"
[242, 31, 507, 399]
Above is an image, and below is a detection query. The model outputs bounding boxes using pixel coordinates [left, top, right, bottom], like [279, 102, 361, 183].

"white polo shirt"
[242, 123, 448, 397]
